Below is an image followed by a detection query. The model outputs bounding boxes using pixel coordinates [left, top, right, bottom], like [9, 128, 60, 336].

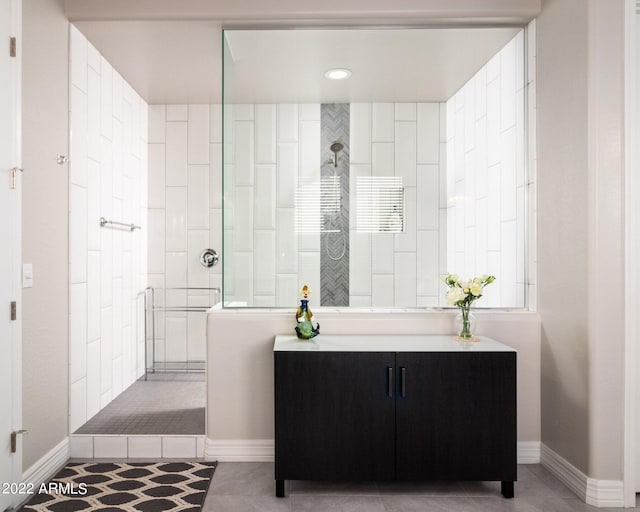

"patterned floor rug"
[19, 461, 217, 512]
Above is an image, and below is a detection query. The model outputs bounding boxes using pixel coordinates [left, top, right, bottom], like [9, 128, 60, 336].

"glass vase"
[456, 305, 477, 341]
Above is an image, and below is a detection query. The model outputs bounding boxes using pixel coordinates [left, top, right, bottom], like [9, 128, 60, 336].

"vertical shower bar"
[143, 288, 148, 381]
[135, 287, 153, 381]
[151, 287, 156, 376]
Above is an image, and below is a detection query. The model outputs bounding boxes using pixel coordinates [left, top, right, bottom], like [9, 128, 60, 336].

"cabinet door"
[275, 351, 396, 481]
[395, 352, 516, 481]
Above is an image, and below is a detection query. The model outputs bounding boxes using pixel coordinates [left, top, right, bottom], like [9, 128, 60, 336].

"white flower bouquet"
[442, 273, 496, 340]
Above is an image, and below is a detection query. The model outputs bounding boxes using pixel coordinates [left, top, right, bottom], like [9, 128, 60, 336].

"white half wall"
[206, 309, 540, 446]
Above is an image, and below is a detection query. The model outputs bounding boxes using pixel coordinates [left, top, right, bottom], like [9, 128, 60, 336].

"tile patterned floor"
[74, 372, 205, 435]
[202, 463, 640, 512]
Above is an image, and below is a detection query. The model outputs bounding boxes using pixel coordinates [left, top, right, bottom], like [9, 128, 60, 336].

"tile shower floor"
[202, 463, 639, 512]
[74, 372, 205, 435]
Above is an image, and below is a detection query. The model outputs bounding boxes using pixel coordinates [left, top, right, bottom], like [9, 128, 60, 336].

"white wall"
[224, 104, 322, 307]
[68, 25, 148, 432]
[537, 0, 627, 487]
[585, 0, 625, 482]
[206, 309, 541, 447]
[537, 0, 589, 475]
[349, 103, 445, 308]
[146, 104, 222, 367]
[224, 102, 446, 309]
[22, 0, 70, 470]
[446, 30, 529, 308]
[632, 5, 640, 494]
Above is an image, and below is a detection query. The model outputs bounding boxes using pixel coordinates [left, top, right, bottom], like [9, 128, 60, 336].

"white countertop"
[274, 334, 516, 352]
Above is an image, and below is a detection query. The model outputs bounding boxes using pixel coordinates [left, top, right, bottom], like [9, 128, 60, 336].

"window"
[295, 176, 341, 233]
[356, 176, 404, 233]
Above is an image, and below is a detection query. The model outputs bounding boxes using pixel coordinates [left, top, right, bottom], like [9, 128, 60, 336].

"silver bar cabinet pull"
[387, 367, 393, 397]
[400, 367, 406, 397]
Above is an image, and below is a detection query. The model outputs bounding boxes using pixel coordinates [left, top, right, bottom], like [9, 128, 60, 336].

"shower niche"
[222, 27, 530, 309]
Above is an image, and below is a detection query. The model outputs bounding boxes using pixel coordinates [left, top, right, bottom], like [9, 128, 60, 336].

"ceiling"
[224, 28, 521, 104]
[75, 21, 222, 104]
[75, 22, 521, 105]
[66, 0, 540, 23]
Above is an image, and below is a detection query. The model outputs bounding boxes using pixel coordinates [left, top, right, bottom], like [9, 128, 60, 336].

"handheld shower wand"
[330, 141, 344, 168]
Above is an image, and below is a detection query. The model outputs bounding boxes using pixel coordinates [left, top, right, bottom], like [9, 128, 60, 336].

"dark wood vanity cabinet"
[274, 352, 396, 482]
[274, 337, 517, 499]
[394, 352, 516, 485]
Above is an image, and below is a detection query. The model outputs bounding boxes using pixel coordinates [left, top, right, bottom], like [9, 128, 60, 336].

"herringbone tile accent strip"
[320, 104, 350, 306]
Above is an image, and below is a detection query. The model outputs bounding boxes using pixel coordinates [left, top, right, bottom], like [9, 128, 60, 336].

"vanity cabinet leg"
[501, 481, 514, 498]
[276, 479, 285, 497]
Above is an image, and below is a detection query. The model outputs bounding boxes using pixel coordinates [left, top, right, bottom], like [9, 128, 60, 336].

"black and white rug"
[20, 461, 217, 512]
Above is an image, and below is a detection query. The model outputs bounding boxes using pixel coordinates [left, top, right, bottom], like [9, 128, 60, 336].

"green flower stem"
[459, 304, 473, 339]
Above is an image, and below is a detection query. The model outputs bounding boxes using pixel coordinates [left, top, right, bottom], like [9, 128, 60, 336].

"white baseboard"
[540, 443, 586, 500]
[517, 441, 541, 463]
[204, 439, 274, 462]
[585, 479, 625, 508]
[541, 443, 624, 508]
[22, 437, 70, 488]
[205, 439, 540, 465]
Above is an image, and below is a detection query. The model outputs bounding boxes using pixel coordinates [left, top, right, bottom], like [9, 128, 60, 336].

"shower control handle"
[200, 249, 219, 268]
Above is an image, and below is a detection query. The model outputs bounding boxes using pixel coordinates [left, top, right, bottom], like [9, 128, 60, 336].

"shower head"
[330, 141, 344, 168]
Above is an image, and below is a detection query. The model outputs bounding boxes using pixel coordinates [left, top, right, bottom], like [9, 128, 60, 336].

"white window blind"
[295, 176, 341, 233]
[356, 176, 404, 233]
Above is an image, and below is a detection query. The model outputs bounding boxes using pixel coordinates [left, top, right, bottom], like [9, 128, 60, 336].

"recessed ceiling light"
[325, 68, 352, 80]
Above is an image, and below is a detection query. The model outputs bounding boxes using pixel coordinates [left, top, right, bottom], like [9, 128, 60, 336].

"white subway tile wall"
[349, 102, 446, 307]
[143, 26, 535, 322]
[223, 104, 322, 307]
[223, 101, 447, 308]
[446, 30, 531, 308]
[146, 104, 222, 366]
[69, 25, 148, 432]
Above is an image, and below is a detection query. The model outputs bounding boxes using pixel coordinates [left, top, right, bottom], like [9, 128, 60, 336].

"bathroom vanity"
[273, 334, 517, 498]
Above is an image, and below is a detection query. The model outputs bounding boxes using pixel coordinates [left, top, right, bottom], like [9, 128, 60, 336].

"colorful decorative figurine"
[295, 285, 320, 340]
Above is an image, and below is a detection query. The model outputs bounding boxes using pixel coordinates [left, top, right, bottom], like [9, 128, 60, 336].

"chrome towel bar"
[100, 216, 141, 231]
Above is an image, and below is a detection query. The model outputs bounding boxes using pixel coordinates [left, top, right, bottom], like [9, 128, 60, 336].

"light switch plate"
[22, 263, 33, 288]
